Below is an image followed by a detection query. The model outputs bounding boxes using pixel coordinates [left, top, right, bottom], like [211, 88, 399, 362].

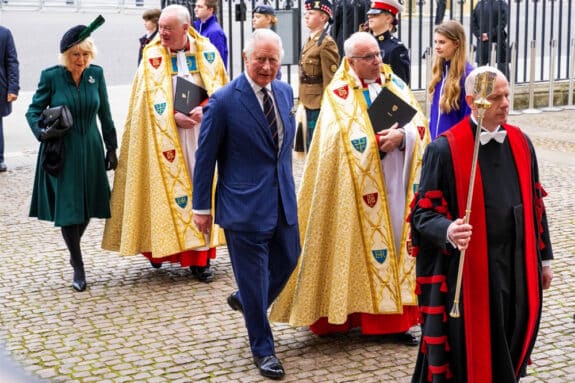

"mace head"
[472, 67, 497, 110]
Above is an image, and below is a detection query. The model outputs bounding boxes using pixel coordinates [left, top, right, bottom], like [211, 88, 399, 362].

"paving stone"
[1, 108, 574, 382]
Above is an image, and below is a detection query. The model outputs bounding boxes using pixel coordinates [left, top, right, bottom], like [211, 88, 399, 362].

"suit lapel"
[271, 83, 289, 151]
[236, 74, 277, 150]
[236, 74, 270, 130]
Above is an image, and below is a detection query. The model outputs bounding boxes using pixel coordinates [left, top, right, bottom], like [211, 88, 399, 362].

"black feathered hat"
[60, 15, 105, 53]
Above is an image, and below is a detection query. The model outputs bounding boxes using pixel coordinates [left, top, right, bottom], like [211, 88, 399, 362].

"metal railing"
[3, 0, 573, 92]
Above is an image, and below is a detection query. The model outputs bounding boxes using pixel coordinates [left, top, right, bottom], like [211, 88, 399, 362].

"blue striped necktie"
[261, 87, 279, 150]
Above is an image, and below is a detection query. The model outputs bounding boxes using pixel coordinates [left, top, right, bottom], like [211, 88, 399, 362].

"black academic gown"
[410, 118, 553, 383]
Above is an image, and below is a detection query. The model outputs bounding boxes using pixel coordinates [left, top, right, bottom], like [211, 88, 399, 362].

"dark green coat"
[26, 64, 117, 227]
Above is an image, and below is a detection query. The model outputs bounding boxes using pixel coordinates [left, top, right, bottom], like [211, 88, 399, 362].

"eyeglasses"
[350, 53, 382, 62]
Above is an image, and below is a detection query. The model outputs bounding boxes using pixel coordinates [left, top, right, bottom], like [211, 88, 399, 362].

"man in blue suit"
[0, 25, 19, 172]
[192, 29, 300, 380]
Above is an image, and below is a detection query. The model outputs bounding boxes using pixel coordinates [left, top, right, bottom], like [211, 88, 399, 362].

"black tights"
[61, 221, 89, 282]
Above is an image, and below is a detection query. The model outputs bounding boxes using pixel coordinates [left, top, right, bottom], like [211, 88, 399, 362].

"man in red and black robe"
[409, 66, 553, 383]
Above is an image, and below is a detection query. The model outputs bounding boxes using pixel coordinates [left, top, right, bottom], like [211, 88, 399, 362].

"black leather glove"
[105, 150, 118, 171]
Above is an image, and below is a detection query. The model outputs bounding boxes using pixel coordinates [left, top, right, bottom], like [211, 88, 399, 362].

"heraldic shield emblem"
[363, 192, 378, 208]
[372, 249, 388, 264]
[175, 195, 188, 209]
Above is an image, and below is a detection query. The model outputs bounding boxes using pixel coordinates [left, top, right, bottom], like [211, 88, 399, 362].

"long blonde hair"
[428, 20, 468, 113]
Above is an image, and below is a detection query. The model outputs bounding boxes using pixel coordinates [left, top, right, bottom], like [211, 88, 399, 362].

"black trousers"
[435, 0, 447, 25]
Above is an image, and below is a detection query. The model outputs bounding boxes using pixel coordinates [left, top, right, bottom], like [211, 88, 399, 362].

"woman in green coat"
[26, 17, 117, 292]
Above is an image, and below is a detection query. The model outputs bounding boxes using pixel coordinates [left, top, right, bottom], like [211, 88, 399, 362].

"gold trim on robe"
[102, 28, 228, 258]
[270, 59, 430, 326]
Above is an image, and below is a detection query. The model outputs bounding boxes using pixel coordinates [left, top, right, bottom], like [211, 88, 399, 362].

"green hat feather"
[60, 15, 105, 53]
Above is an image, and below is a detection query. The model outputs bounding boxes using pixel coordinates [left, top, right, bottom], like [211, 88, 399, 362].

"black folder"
[368, 87, 417, 134]
[174, 77, 208, 114]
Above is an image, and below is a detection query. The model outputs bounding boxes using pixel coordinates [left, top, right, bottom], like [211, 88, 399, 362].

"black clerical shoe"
[227, 291, 243, 314]
[0, 161, 7, 172]
[150, 260, 162, 269]
[72, 279, 87, 292]
[191, 265, 214, 283]
[392, 331, 419, 346]
[253, 355, 285, 380]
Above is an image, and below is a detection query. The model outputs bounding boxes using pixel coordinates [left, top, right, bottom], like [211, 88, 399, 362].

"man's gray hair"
[464, 66, 506, 95]
[161, 4, 191, 25]
[343, 32, 378, 58]
[243, 28, 284, 62]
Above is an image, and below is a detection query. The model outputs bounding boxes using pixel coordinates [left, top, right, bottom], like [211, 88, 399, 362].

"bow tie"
[479, 129, 507, 145]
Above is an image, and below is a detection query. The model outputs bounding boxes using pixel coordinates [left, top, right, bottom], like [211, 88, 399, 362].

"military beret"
[253, 4, 276, 16]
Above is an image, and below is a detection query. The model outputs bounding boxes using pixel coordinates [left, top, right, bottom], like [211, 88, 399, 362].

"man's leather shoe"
[0, 161, 6, 172]
[150, 260, 162, 269]
[227, 291, 243, 314]
[191, 265, 214, 283]
[253, 355, 285, 380]
[72, 279, 87, 292]
[392, 331, 419, 346]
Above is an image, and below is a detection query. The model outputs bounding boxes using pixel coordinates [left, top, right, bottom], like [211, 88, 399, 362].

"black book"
[174, 76, 208, 114]
[368, 87, 417, 134]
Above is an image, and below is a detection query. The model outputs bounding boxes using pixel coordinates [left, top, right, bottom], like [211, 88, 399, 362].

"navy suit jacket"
[0, 26, 19, 117]
[193, 73, 297, 232]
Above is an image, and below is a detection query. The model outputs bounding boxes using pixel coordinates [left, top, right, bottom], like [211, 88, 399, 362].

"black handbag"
[40, 105, 73, 135]
[40, 105, 73, 176]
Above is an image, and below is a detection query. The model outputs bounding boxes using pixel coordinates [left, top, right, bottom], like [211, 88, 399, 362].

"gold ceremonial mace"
[449, 70, 497, 318]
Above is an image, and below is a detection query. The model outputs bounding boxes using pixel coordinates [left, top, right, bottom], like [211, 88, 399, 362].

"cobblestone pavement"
[1, 109, 574, 383]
